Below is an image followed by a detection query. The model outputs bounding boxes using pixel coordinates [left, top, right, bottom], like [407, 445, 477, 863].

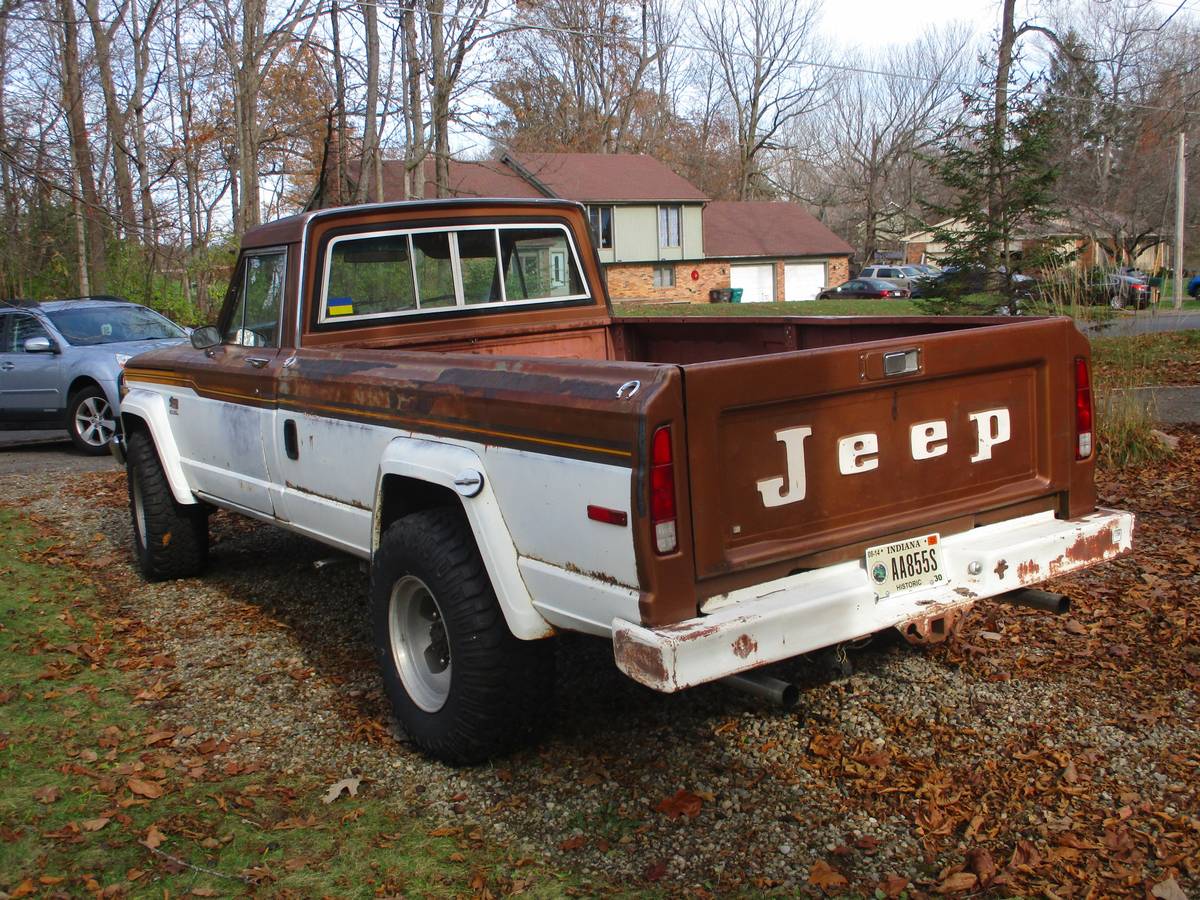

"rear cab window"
[317, 223, 589, 326]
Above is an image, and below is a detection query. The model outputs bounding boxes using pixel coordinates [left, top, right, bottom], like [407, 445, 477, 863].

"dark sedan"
[817, 277, 910, 299]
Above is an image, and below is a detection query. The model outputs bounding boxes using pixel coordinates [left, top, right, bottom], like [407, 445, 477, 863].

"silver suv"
[0, 297, 188, 454]
[858, 265, 925, 290]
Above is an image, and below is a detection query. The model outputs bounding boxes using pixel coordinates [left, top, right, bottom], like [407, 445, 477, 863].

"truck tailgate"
[681, 318, 1080, 580]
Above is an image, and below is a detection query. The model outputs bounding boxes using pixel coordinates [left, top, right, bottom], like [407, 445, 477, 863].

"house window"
[653, 265, 675, 288]
[588, 205, 614, 250]
[658, 205, 681, 248]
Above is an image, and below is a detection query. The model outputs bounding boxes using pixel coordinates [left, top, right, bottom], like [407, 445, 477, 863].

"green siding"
[610, 203, 705, 263]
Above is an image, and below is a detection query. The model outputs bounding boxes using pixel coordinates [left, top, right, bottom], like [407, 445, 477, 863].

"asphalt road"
[1081, 308, 1200, 336]
[0, 432, 118, 476]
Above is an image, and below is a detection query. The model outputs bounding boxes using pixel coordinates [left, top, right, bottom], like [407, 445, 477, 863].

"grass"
[0, 508, 585, 897]
[614, 298, 926, 316]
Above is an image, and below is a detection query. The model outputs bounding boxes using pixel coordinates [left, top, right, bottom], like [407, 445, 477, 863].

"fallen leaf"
[654, 789, 703, 820]
[80, 818, 110, 832]
[190, 888, 218, 897]
[643, 861, 667, 882]
[808, 860, 848, 889]
[428, 826, 460, 837]
[10, 879, 36, 898]
[558, 835, 586, 851]
[1151, 878, 1188, 900]
[321, 777, 361, 805]
[935, 871, 977, 893]
[142, 824, 166, 849]
[967, 847, 996, 885]
[33, 785, 61, 804]
[1065, 619, 1088, 635]
[128, 777, 164, 799]
[878, 874, 909, 898]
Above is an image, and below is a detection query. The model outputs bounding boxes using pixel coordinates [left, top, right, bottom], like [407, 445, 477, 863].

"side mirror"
[190, 325, 221, 350]
[24, 336, 53, 353]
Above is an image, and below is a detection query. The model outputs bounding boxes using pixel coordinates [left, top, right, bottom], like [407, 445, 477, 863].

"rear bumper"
[612, 508, 1133, 692]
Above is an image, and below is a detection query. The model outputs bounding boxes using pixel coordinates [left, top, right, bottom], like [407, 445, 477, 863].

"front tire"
[68, 385, 117, 455]
[126, 430, 208, 580]
[371, 507, 554, 765]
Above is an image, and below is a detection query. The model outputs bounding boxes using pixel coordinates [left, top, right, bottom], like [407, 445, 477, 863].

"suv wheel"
[126, 430, 209, 580]
[1109, 294, 1124, 310]
[68, 385, 117, 455]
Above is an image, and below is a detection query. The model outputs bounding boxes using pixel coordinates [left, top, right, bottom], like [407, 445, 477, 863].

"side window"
[224, 250, 286, 347]
[326, 234, 416, 317]
[456, 230, 503, 306]
[658, 205, 681, 248]
[500, 228, 585, 300]
[6, 314, 51, 352]
[411, 232, 456, 309]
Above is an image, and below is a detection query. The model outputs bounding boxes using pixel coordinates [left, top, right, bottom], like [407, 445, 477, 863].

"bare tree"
[694, 0, 830, 199]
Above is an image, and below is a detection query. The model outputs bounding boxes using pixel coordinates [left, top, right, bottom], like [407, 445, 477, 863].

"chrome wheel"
[387, 575, 451, 713]
[74, 395, 116, 447]
[1110, 294, 1123, 310]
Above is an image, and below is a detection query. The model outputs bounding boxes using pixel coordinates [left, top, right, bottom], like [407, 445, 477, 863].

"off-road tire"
[126, 430, 208, 580]
[68, 385, 117, 455]
[371, 507, 554, 765]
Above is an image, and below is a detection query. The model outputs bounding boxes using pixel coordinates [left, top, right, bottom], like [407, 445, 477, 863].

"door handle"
[246, 357, 270, 369]
[0, 362, 14, 371]
[283, 419, 299, 460]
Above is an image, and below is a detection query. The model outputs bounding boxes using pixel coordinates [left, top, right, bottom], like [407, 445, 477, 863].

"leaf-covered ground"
[1, 428, 1198, 897]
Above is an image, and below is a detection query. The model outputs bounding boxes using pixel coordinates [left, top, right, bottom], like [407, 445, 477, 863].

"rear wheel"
[126, 430, 208, 580]
[68, 385, 117, 455]
[371, 507, 554, 765]
[1110, 293, 1124, 310]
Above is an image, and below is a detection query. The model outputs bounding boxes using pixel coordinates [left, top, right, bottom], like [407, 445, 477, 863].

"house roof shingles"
[704, 201, 853, 259]
[504, 152, 708, 203]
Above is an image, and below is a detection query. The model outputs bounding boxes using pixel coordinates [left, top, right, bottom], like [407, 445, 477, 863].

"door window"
[225, 250, 286, 347]
[5, 314, 51, 352]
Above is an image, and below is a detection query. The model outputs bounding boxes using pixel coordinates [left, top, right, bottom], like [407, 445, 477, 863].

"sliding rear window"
[319, 223, 589, 325]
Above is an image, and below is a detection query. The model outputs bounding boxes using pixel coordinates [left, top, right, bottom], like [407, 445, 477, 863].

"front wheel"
[1110, 294, 1124, 310]
[371, 507, 554, 765]
[126, 430, 208, 580]
[68, 385, 117, 455]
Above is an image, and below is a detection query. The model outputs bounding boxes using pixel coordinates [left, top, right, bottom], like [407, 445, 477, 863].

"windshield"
[44, 305, 186, 346]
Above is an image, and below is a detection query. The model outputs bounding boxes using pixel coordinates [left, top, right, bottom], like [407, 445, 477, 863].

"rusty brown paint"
[994, 559, 1009, 579]
[1065, 524, 1117, 563]
[731, 634, 758, 659]
[612, 630, 671, 690]
[897, 606, 968, 645]
[1017, 559, 1041, 581]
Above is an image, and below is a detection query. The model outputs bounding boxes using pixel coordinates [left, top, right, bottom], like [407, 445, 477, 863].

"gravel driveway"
[1, 441, 1196, 896]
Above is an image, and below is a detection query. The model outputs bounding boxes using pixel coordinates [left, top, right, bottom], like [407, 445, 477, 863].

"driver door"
[0, 312, 63, 424]
[167, 248, 288, 516]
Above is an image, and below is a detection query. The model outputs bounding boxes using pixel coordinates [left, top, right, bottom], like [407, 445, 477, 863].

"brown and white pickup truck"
[113, 199, 1133, 764]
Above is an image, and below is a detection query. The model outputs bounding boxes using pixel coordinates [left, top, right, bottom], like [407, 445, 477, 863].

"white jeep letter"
[756, 426, 812, 508]
[838, 432, 879, 474]
[969, 408, 1011, 462]
[910, 420, 949, 460]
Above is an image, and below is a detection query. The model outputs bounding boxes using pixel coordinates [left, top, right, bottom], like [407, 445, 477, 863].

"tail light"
[1074, 356, 1093, 459]
[649, 425, 678, 554]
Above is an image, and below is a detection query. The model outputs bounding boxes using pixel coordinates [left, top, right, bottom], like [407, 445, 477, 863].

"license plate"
[865, 532, 944, 599]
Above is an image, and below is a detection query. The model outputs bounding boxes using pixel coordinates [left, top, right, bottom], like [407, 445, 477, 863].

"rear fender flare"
[118, 389, 195, 506]
[374, 436, 552, 640]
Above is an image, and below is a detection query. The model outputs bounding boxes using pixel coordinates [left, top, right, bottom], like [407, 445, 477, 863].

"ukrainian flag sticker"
[327, 296, 355, 317]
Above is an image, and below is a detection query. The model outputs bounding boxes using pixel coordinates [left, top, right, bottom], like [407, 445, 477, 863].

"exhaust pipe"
[997, 588, 1071, 615]
[722, 671, 799, 708]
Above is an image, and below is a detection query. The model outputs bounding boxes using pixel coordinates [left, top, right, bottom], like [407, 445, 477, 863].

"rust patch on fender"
[1017, 559, 1041, 581]
[1065, 524, 1116, 563]
[994, 559, 1009, 579]
[613, 630, 671, 690]
[731, 634, 758, 659]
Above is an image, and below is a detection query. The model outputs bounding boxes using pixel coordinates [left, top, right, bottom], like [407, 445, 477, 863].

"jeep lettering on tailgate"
[757, 408, 1011, 509]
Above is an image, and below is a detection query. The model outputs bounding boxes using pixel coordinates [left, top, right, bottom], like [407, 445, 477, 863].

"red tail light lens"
[1074, 356, 1093, 459]
[649, 425, 678, 554]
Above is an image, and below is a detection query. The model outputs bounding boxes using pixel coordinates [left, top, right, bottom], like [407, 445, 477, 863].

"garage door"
[784, 262, 826, 301]
[731, 264, 775, 303]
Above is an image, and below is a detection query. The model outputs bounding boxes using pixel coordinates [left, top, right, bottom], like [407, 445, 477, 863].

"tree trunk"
[85, 0, 138, 239]
[989, 0, 1017, 273]
[330, 0, 349, 202]
[356, 0, 381, 203]
[58, 0, 106, 290]
[402, 0, 424, 200]
[428, 0, 450, 196]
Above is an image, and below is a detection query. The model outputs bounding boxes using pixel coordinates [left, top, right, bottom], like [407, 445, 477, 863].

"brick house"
[317, 151, 852, 303]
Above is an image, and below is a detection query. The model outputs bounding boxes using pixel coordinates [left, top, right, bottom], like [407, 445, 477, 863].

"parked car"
[1098, 272, 1152, 309]
[818, 278, 910, 299]
[858, 265, 926, 291]
[1188, 274, 1200, 298]
[0, 296, 188, 454]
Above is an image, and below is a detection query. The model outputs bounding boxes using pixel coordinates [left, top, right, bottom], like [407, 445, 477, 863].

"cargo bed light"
[1075, 356, 1093, 460]
[650, 425, 678, 554]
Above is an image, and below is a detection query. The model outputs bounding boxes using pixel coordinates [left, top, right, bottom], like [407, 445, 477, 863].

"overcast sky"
[821, 0, 1001, 47]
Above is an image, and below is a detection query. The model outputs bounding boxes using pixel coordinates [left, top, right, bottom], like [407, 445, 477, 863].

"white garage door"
[731, 264, 775, 303]
[784, 262, 826, 301]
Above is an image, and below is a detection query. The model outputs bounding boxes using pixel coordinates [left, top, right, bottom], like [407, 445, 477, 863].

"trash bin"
[709, 288, 724, 303]
[730, 288, 744, 303]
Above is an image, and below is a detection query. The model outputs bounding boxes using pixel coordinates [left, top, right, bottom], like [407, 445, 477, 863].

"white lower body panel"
[612, 508, 1134, 693]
